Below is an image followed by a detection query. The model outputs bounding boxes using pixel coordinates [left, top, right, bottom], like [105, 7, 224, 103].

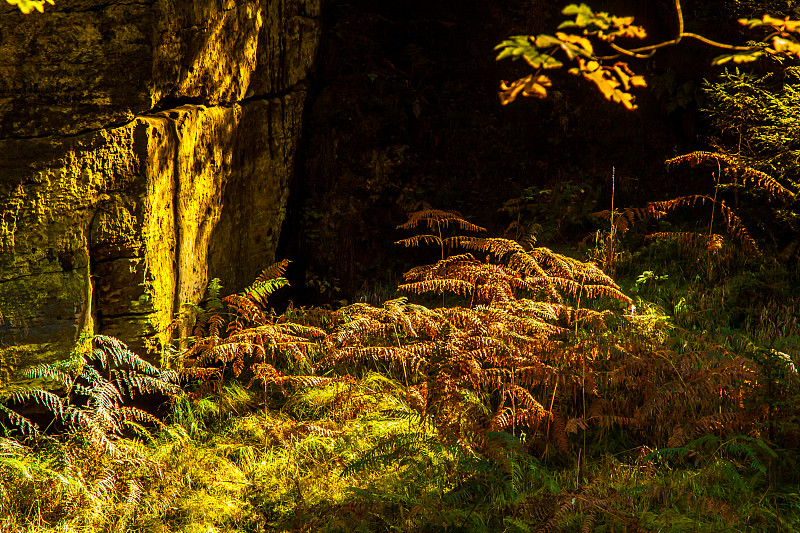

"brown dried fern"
[666, 151, 794, 199]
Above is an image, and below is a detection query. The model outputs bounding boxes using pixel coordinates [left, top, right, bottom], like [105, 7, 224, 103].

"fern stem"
[545, 380, 558, 457]
[708, 159, 721, 279]
[575, 274, 587, 480]
[606, 167, 616, 275]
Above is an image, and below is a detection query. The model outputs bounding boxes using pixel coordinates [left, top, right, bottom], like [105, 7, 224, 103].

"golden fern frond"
[280, 375, 337, 388]
[645, 232, 726, 253]
[200, 341, 257, 367]
[576, 261, 620, 288]
[506, 383, 547, 413]
[540, 276, 580, 301]
[334, 346, 414, 366]
[513, 300, 564, 322]
[504, 329, 557, 351]
[530, 247, 585, 279]
[467, 236, 525, 257]
[208, 314, 225, 339]
[647, 194, 698, 213]
[406, 341, 439, 359]
[461, 238, 555, 279]
[396, 209, 487, 233]
[255, 259, 291, 284]
[280, 323, 327, 339]
[253, 362, 281, 384]
[443, 234, 488, 249]
[516, 406, 550, 430]
[735, 166, 794, 198]
[226, 323, 317, 346]
[402, 254, 478, 281]
[329, 316, 383, 345]
[223, 294, 266, 324]
[648, 195, 760, 254]
[666, 151, 794, 199]
[180, 366, 223, 380]
[475, 279, 515, 305]
[476, 306, 564, 337]
[395, 234, 444, 248]
[398, 279, 475, 298]
[550, 412, 570, 452]
[381, 298, 418, 337]
[718, 200, 760, 254]
[571, 308, 611, 328]
[491, 407, 514, 431]
[594, 207, 656, 235]
[460, 334, 514, 352]
[463, 346, 512, 364]
[512, 364, 550, 388]
[441, 307, 489, 334]
[581, 284, 633, 304]
[665, 150, 737, 167]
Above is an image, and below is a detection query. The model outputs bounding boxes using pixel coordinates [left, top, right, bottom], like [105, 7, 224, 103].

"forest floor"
[2, 216, 799, 532]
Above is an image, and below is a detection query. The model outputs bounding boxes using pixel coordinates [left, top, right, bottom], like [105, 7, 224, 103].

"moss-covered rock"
[0, 0, 319, 373]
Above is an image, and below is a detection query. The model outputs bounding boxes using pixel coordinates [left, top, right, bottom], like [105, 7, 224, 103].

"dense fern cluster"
[177, 260, 329, 394]
[1, 204, 798, 531]
[0, 334, 177, 451]
[176, 210, 795, 463]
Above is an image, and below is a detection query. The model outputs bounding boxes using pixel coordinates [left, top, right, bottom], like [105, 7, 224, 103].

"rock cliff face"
[0, 0, 320, 375]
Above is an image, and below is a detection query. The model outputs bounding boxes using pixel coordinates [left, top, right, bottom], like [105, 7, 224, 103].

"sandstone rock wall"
[0, 0, 320, 375]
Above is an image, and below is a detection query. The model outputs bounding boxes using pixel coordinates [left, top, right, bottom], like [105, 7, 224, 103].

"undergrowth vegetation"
[2, 201, 799, 532]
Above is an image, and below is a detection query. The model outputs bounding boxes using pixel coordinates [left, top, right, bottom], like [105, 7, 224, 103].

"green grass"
[2, 369, 799, 533]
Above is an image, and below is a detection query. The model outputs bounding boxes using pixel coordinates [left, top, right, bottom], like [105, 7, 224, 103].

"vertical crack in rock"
[168, 116, 183, 324]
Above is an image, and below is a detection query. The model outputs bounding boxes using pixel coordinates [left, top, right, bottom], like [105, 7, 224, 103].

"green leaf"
[711, 50, 764, 65]
[738, 17, 765, 29]
[534, 34, 562, 48]
[526, 51, 563, 69]
[495, 35, 563, 69]
[562, 3, 593, 17]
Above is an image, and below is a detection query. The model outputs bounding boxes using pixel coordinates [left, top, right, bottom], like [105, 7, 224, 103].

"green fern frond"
[207, 277, 224, 302]
[241, 277, 290, 306]
[342, 431, 441, 477]
[16, 365, 73, 389]
[111, 370, 180, 397]
[93, 335, 163, 376]
[0, 403, 40, 437]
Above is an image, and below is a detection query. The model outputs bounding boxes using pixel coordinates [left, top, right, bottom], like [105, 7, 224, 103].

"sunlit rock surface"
[0, 0, 319, 374]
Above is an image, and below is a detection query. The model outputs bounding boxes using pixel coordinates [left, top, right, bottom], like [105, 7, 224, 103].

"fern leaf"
[395, 234, 444, 248]
[399, 279, 475, 298]
[255, 259, 291, 283]
[0, 404, 40, 436]
[397, 209, 487, 233]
